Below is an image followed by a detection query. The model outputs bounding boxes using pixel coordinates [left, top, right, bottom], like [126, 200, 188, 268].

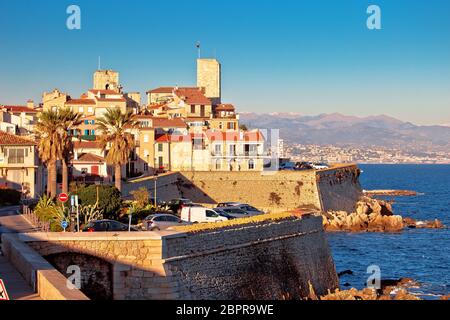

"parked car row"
[279, 161, 330, 171]
[82, 199, 266, 232]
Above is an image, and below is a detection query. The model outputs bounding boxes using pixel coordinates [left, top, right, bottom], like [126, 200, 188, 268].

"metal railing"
[22, 205, 51, 232]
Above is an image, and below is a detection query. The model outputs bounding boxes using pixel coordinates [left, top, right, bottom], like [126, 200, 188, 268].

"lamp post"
[154, 173, 158, 207]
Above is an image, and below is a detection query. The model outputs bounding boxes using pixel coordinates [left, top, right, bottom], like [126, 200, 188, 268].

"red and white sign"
[0, 279, 9, 300]
[58, 193, 69, 203]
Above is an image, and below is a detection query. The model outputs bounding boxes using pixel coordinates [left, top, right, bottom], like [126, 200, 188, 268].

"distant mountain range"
[240, 112, 450, 150]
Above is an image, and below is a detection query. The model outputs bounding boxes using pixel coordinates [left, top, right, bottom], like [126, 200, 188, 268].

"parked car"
[82, 220, 139, 232]
[279, 162, 296, 170]
[217, 202, 242, 208]
[214, 208, 237, 220]
[228, 204, 264, 216]
[166, 198, 194, 214]
[295, 162, 314, 170]
[181, 207, 228, 223]
[143, 213, 190, 231]
[217, 207, 252, 219]
[311, 163, 329, 170]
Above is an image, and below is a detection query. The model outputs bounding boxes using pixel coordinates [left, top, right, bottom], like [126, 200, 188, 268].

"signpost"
[71, 195, 80, 232]
[0, 279, 10, 300]
[61, 220, 69, 232]
[58, 193, 69, 203]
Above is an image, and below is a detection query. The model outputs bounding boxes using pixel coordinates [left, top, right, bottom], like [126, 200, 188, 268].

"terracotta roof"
[74, 141, 101, 149]
[215, 104, 235, 112]
[174, 87, 211, 105]
[155, 134, 191, 143]
[89, 89, 121, 95]
[152, 117, 187, 128]
[65, 99, 96, 105]
[147, 87, 176, 94]
[207, 131, 264, 142]
[0, 105, 39, 113]
[0, 131, 36, 146]
[96, 98, 126, 102]
[76, 153, 105, 162]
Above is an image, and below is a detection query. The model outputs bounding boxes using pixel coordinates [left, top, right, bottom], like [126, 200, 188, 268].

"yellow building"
[0, 131, 44, 198]
[197, 58, 221, 104]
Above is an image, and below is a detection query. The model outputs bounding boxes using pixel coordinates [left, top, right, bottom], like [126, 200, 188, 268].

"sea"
[327, 164, 450, 299]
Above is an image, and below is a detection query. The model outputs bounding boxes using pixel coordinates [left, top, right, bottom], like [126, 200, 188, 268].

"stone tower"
[93, 70, 120, 91]
[197, 59, 221, 104]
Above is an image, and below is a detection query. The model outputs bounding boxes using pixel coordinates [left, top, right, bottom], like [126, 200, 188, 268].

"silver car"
[143, 213, 189, 231]
[227, 204, 264, 216]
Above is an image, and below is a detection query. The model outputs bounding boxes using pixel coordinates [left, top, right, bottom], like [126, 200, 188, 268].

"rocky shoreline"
[322, 196, 445, 232]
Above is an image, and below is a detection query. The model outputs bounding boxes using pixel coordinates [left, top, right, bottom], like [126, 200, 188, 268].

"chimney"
[27, 100, 34, 109]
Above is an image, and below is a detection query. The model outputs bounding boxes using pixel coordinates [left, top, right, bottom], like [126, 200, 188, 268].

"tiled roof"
[174, 87, 211, 105]
[215, 104, 235, 112]
[152, 117, 187, 128]
[88, 89, 120, 95]
[207, 130, 264, 142]
[0, 131, 36, 146]
[76, 153, 105, 162]
[147, 87, 176, 94]
[96, 98, 126, 102]
[65, 99, 96, 105]
[74, 141, 101, 149]
[0, 105, 39, 113]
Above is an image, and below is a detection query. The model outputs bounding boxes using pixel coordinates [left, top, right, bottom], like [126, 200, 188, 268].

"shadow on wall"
[45, 252, 113, 300]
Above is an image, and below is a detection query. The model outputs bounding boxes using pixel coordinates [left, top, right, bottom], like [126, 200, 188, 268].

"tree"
[96, 108, 139, 193]
[77, 185, 122, 219]
[35, 110, 62, 197]
[58, 108, 81, 194]
[239, 124, 248, 131]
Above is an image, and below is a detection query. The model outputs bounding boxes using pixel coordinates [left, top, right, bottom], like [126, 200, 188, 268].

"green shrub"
[0, 188, 21, 206]
[77, 185, 122, 220]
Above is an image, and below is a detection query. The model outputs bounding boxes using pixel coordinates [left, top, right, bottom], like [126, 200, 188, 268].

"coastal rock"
[403, 217, 444, 229]
[323, 197, 403, 232]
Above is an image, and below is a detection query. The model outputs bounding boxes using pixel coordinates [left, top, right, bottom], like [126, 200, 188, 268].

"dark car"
[295, 162, 314, 170]
[82, 220, 139, 232]
[166, 198, 195, 214]
[214, 208, 237, 220]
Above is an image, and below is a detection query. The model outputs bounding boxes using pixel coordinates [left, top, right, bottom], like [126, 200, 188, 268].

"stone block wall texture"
[163, 215, 339, 300]
[123, 165, 362, 213]
[25, 216, 338, 300]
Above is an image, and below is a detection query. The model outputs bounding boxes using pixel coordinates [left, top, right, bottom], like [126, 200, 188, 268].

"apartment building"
[0, 131, 44, 198]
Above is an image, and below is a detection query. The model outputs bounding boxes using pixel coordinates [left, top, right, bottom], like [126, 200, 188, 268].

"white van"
[181, 207, 228, 223]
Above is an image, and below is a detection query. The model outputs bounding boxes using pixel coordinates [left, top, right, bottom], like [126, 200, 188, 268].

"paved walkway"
[0, 206, 42, 300]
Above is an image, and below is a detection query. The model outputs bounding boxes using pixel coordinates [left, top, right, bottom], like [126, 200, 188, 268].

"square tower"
[197, 59, 221, 104]
[93, 70, 120, 91]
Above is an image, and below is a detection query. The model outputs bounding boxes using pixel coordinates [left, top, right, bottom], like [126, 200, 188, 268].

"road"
[0, 206, 41, 300]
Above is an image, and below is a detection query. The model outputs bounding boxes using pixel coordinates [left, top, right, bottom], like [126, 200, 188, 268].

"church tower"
[197, 59, 221, 104]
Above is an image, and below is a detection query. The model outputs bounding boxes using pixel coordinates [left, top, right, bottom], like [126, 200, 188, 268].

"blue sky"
[0, 0, 449, 125]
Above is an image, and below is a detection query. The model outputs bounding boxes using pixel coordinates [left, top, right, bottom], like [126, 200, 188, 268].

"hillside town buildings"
[0, 58, 268, 197]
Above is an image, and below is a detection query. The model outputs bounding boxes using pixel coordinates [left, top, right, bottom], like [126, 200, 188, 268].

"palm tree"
[58, 108, 82, 194]
[35, 110, 61, 198]
[96, 108, 139, 193]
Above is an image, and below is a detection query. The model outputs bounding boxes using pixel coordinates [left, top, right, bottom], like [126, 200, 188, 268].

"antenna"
[196, 41, 201, 59]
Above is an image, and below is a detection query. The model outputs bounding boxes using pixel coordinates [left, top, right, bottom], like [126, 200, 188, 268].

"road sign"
[58, 193, 69, 203]
[61, 220, 69, 231]
[0, 279, 10, 300]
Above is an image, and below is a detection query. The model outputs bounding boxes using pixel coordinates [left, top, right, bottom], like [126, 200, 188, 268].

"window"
[219, 122, 223, 130]
[229, 144, 236, 156]
[144, 163, 149, 172]
[90, 130, 95, 135]
[215, 160, 221, 170]
[81, 168, 88, 174]
[91, 120, 95, 125]
[84, 120, 89, 125]
[227, 122, 235, 130]
[206, 210, 219, 218]
[248, 159, 255, 170]
[84, 129, 90, 136]
[87, 107, 94, 113]
[144, 135, 149, 143]
[158, 144, 163, 152]
[214, 144, 221, 155]
[193, 139, 204, 150]
[158, 156, 164, 168]
[190, 105, 196, 114]
[79, 107, 84, 113]
[7, 148, 26, 164]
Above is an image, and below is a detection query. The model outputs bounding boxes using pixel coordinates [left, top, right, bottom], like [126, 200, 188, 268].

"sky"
[0, 0, 449, 125]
